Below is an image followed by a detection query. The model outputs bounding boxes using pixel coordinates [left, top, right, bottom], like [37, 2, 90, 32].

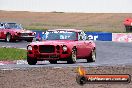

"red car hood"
[30, 40, 75, 46]
[10, 29, 32, 33]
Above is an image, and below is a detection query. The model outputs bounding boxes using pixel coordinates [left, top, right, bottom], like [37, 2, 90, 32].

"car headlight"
[63, 45, 67, 51]
[27, 46, 32, 50]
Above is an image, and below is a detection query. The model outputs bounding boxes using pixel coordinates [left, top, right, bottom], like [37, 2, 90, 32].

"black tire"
[27, 57, 37, 65]
[67, 49, 77, 64]
[87, 49, 96, 62]
[49, 60, 57, 64]
[6, 33, 12, 42]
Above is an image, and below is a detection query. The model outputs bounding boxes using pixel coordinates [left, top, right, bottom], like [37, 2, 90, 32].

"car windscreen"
[45, 31, 76, 40]
[5, 23, 23, 29]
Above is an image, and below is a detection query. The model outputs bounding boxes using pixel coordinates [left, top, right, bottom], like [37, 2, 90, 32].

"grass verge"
[0, 48, 27, 61]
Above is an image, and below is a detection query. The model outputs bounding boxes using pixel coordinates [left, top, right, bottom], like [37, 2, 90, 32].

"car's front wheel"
[6, 33, 12, 42]
[87, 49, 96, 62]
[27, 57, 37, 65]
[67, 49, 77, 64]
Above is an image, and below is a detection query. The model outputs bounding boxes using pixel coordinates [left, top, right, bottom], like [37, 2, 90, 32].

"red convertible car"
[0, 22, 35, 42]
[27, 29, 96, 65]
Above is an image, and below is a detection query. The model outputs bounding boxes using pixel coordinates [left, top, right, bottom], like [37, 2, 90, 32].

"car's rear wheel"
[49, 60, 57, 64]
[6, 33, 12, 42]
[27, 57, 37, 65]
[67, 49, 77, 64]
[87, 49, 96, 62]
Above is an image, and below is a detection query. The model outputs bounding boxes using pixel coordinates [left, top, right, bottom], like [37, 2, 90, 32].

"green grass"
[0, 48, 27, 61]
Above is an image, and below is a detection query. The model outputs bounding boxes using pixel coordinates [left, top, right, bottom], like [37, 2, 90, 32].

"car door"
[76, 32, 88, 58]
[84, 40, 93, 56]
[83, 32, 93, 57]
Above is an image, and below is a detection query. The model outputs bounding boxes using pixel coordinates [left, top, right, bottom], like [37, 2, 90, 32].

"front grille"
[21, 33, 29, 36]
[39, 45, 55, 53]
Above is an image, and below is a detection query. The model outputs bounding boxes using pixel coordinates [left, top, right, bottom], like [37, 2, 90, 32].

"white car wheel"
[6, 34, 11, 42]
[67, 49, 77, 64]
[87, 49, 96, 62]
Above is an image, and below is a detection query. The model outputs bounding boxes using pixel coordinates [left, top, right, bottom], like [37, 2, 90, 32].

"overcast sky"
[0, 0, 132, 13]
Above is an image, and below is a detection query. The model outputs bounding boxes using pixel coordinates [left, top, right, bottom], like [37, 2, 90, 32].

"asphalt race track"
[0, 40, 132, 69]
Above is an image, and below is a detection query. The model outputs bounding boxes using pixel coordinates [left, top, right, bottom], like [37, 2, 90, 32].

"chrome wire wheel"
[67, 49, 77, 64]
[91, 50, 96, 62]
[72, 50, 77, 62]
[6, 34, 11, 42]
[87, 49, 96, 62]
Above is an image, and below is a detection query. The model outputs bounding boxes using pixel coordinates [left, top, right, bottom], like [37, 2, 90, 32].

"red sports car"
[27, 29, 96, 65]
[124, 18, 132, 32]
[0, 22, 35, 42]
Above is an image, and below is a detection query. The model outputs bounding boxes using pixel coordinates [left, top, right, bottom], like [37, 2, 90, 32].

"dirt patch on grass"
[0, 65, 132, 88]
[0, 11, 132, 32]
